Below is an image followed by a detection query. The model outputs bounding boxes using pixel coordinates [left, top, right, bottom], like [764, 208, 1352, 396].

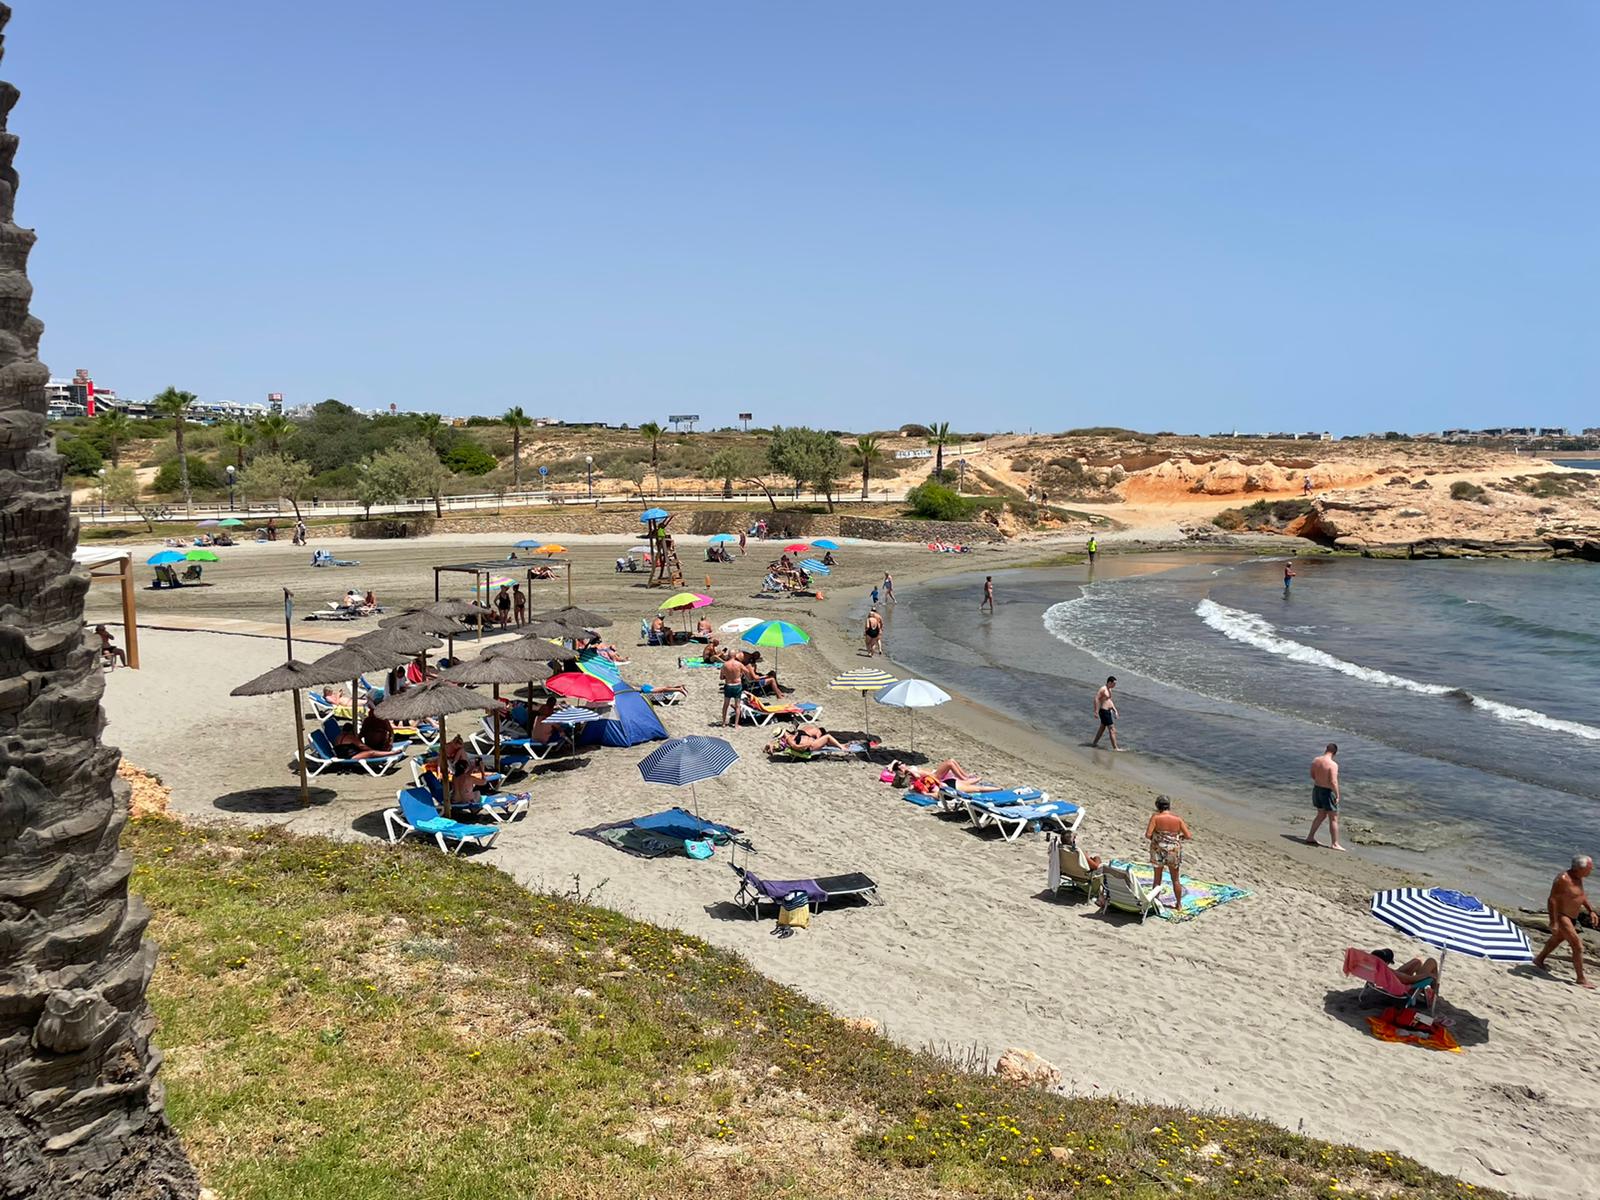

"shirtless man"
[980, 576, 995, 613]
[1533, 855, 1598, 989]
[1306, 743, 1345, 850]
[1090, 675, 1121, 750]
[719, 655, 748, 727]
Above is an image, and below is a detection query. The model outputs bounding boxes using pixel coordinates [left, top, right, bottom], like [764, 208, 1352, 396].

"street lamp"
[226, 464, 236, 512]
[585, 455, 594, 502]
[96, 467, 106, 517]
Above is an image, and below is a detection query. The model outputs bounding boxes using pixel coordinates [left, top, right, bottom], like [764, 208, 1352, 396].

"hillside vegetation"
[132, 817, 1498, 1200]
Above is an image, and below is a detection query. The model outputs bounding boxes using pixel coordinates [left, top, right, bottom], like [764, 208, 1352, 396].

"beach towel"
[1366, 1009, 1462, 1053]
[902, 789, 939, 808]
[1111, 861, 1252, 921]
[576, 808, 744, 859]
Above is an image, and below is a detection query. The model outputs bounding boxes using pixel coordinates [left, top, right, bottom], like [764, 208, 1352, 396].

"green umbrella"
[218, 517, 244, 527]
[185, 549, 220, 562]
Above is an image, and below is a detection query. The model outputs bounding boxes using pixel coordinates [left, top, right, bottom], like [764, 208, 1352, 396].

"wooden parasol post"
[566, 559, 573, 608]
[284, 588, 309, 806]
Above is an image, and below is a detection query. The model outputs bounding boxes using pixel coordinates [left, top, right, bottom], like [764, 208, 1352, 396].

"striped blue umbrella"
[829, 668, 899, 744]
[637, 735, 738, 816]
[799, 558, 830, 575]
[1370, 887, 1533, 965]
[545, 706, 597, 725]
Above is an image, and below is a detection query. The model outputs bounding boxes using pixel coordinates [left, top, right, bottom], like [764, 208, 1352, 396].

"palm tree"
[151, 386, 196, 508]
[855, 434, 881, 500]
[220, 419, 253, 470]
[415, 412, 447, 449]
[0, 25, 199, 1192]
[638, 421, 663, 494]
[503, 406, 531, 489]
[95, 406, 132, 467]
[927, 421, 952, 482]
[255, 411, 293, 452]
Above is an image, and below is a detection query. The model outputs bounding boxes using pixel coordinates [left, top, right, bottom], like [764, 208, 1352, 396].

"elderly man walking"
[1534, 856, 1598, 990]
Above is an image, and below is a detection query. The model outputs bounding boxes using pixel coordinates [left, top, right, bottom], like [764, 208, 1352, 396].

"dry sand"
[91, 532, 1600, 1198]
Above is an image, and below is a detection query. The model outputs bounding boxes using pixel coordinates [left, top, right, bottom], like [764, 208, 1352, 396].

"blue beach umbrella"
[640, 508, 669, 523]
[810, 539, 839, 551]
[1370, 887, 1533, 972]
[147, 550, 185, 565]
[637, 735, 739, 816]
[708, 533, 737, 543]
[741, 620, 810, 649]
[513, 539, 543, 550]
[799, 558, 830, 575]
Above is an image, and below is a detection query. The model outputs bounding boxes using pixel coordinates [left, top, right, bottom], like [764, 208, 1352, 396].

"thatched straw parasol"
[231, 660, 327, 805]
[373, 681, 498, 808]
[530, 606, 611, 629]
[437, 654, 548, 772]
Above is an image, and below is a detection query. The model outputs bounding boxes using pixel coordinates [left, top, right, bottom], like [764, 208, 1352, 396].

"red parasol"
[544, 672, 616, 704]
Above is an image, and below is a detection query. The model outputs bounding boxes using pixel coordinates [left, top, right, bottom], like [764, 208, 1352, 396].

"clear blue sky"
[11, 3, 1598, 433]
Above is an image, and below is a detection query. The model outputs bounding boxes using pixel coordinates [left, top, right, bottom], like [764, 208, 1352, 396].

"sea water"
[884, 555, 1600, 908]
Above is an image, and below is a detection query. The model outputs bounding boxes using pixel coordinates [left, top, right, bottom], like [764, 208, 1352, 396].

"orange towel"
[1366, 1009, 1461, 1053]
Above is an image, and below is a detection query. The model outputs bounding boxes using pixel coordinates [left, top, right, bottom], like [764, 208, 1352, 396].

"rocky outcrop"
[994, 1047, 1061, 1089]
[0, 8, 200, 1194]
[1294, 476, 1600, 558]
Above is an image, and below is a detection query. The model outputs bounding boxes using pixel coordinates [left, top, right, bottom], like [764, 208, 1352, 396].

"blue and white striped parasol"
[1370, 887, 1532, 963]
[544, 706, 598, 725]
[799, 558, 830, 575]
[637, 735, 738, 815]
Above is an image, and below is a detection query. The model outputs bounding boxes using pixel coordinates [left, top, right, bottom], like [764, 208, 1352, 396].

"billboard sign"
[895, 449, 933, 460]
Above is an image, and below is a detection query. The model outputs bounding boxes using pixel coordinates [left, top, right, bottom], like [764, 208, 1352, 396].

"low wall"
[838, 516, 1003, 544]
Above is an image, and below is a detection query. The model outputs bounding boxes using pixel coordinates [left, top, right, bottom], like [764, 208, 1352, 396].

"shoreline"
[92, 531, 1600, 1198]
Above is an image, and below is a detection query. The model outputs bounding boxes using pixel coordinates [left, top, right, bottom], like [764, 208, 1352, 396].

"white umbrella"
[720, 617, 762, 634]
[874, 678, 951, 752]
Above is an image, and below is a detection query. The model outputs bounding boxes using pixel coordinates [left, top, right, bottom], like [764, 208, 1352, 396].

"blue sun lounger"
[304, 727, 408, 777]
[416, 769, 528, 824]
[383, 787, 500, 854]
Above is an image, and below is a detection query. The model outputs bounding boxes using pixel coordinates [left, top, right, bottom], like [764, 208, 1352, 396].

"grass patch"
[129, 818, 1499, 1199]
[1513, 472, 1596, 500]
[1449, 481, 1491, 504]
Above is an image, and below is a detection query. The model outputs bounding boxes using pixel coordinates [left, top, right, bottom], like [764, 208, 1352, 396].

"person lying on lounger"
[359, 711, 395, 752]
[890, 759, 1004, 793]
[771, 726, 848, 753]
[333, 723, 394, 761]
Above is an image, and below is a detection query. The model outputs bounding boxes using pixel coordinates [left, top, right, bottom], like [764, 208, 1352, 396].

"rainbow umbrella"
[659, 592, 713, 611]
[742, 620, 809, 649]
[472, 575, 515, 593]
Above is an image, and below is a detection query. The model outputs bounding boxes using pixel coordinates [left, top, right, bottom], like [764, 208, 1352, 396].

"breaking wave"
[1195, 599, 1600, 742]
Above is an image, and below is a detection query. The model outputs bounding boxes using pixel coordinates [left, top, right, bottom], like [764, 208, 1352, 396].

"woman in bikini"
[1145, 796, 1193, 909]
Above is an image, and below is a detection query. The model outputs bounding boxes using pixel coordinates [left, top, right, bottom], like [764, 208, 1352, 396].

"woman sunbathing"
[333, 723, 393, 761]
[770, 726, 848, 754]
[1372, 948, 1439, 986]
[890, 759, 1004, 793]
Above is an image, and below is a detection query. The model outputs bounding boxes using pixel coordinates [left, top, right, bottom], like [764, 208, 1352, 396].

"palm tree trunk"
[0, 21, 199, 1193]
[511, 429, 521, 489]
[934, 444, 944, 481]
[861, 464, 870, 500]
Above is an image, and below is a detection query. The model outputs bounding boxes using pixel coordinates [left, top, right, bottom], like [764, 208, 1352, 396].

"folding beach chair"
[1342, 948, 1438, 1013]
[1100, 864, 1168, 923]
[730, 864, 880, 917]
[964, 793, 1082, 842]
[383, 787, 500, 854]
[1046, 832, 1100, 899]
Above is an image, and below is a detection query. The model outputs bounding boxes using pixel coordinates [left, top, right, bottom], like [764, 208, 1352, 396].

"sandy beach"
[89, 532, 1600, 1199]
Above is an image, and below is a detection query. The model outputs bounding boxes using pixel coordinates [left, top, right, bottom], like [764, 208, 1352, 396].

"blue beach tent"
[579, 682, 668, 747]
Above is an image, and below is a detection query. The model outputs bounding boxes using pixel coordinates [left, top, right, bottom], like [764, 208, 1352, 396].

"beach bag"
[684, 839, 714, 860]
[776, 890, 811, 929]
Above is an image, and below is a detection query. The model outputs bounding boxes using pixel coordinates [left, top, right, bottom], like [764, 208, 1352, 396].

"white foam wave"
[1196, 599, 1600, 742]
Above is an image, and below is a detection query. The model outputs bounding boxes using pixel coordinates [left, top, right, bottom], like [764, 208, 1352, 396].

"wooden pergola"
[432, 557, 574, 627]
[74, 547, 140, 668]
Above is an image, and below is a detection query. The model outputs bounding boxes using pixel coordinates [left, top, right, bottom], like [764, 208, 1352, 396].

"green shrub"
[906, 482, 974, 521]
[56, 436, 103, 476]
[152, 455, 220, 494]
[310, 465, 360, 494]
[1449, 481, 1489, 504]
[441, 440, 498, 475]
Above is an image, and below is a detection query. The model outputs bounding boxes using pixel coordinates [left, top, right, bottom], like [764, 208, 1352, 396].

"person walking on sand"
[980, 576, 994, 613]
[1146, 796, 1192, 909]
[719, 655, 747, 727]
[1306, 743, 1345, 850]
[1086, 535, 1097, 565]
[1283, 562, 1296, 594]
[511, 582, 526, 626]
[864, 607, 884, 656]
[1533, 855, 1598, 989]
[871, 584, 880, 607]
[1090, 675, 1121, 750]
[883, 572, 895, 603]
[738, 528, 747, 556]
